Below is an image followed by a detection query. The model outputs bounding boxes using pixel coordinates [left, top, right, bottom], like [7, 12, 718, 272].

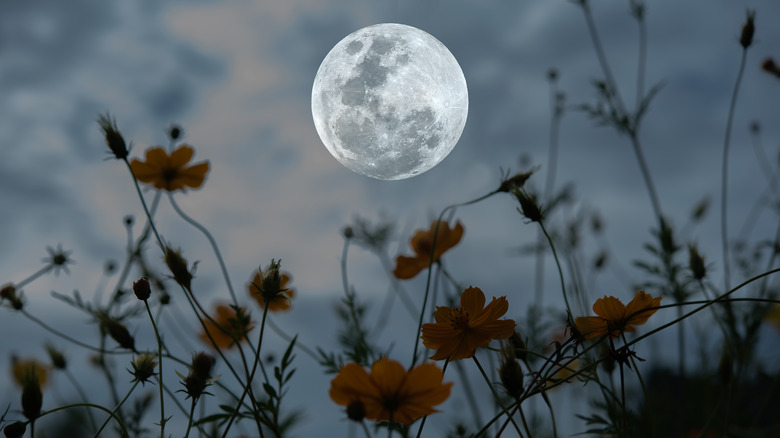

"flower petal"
[459, 287, 486, 316]
[329, 363, 378, 406]
[393, 255, 428, 279]
[624, 291, 662, 326]
[592, 296, 626, 320]
[575, 316, 608, 340]
[370, 357, 406, 399]
[170, 145, 195, 167]
[176, 161, 210, 190]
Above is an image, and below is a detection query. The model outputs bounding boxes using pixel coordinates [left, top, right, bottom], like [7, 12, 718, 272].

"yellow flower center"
[449, 309, 470, 329]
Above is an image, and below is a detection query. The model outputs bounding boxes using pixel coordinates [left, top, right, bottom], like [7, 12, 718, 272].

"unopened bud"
[498, 169, 535, 193]
[762, 58, 780, 78]
[508, 332, 527, 361]
[182, 352, 216, 401]
[98, 113, 129, 160]
[346, 400, 366, 422]
[342, 226, 354, 239]
[165, 247, 193, 291]
[3, 422, 27, 438]
[133, 277, 151, 301]
[102, 318, 135, 351]
[688, 244, 707, 280]
[739, 10, 755, 49]
[45, 344, 66, 370]
[499, 357, 524, 400]
[21, 367, 42, 421]
[260, 259, 283, 301]
[513, 189, 543, 222]
[168, 125, 182, 140]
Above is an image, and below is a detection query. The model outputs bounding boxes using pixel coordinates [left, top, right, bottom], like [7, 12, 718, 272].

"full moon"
[311, 23, 468, 180]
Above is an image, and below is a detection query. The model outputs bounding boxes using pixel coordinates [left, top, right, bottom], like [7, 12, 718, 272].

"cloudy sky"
[2, 0, 779, 436]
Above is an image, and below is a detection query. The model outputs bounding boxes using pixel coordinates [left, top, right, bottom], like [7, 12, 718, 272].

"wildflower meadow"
[2, 1, 780, 437]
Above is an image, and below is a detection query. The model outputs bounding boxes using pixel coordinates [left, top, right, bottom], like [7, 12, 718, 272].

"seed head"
[181, 352, 216, 401]
[45, 344, 66, 370]
[102, 318, 135, 351]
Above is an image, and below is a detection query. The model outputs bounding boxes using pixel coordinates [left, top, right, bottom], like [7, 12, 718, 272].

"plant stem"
[145, 300, 166, 437]
[168, 194, 239, 305]
[721, 48, 749, 292]
[472, 356, 524, 437]
[539, 221, 572, 316]
[94, 380, 139, 437]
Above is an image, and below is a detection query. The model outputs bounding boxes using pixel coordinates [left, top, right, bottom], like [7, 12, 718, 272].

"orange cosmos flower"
[575, 291, 662, 341]
[329, 357, 452, 425]
[130, 144, 210, 192]
[421, 287, 516, 361]
[199, 303, 253, 349]
[393, 220, 464, 279]
[248, 271, 295, 312]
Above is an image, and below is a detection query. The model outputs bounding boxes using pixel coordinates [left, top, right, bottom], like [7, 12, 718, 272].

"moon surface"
[311, 23, 468, 180]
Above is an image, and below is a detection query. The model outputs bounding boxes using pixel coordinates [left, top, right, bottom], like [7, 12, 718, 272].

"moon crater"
[312, 23, 468, 180]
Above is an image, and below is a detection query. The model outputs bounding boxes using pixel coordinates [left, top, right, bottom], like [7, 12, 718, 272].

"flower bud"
[98, 113, 129, 160]
[21, 366, 42, 421]
[130, 353, 157, 385]
[762, 58, 780, 78]
[3, 421, 27, 438]
[165, 247, 194, 291]
[133, 277, 151, 301]
[102, 318, 135, 351]
[499, 355, 524, 399]
[45, 344, 66, 370]
[346, 400, 366, 422]
[498, 169, 534, 193]
[513, 188, 543, 222]
[739, 10, 755, 49]
[0, 284, 23, 310]
[259, 259, 283, 301]
[688, 244, 707, 280]
[181, 352, 216, 401]
[168, 125, 182, 140]
[508, 331, 527, 361]
[342, 226, 354, 239]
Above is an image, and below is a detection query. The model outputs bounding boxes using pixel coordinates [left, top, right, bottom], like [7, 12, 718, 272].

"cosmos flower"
[575, 291, 662, 341]
[199, 303, 253, 350]
[130, 145, 210, 192]
[248, 270, 295, 312]
[329, 357, 452, 425]
[421, 287, 516, 361]
[393, 220, 464, 279]
[11, 358, 49, 388]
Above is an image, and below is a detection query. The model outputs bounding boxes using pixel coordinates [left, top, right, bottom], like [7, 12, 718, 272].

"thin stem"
[36, 403, 128, 438]
[539, 221, 572, 315]
[14, 265, 52, 289]
[20, 309, 120, 354]
[63, 368, 98, 432]
[265, 317, 319, 362]
[619, 359, 626, 438]
[415, 358, 450, 438]
[168, 194, 238, 305]
[183, 399, 196, 438]
[124, 159, 165, 249]
[222, 305, 270, 438]
[360, 420, 373, 438]
[93, 380, 139, 438]
[721, 48, 749, 292]
[472, 356, 524, 437]
[144, 301, 166, 437]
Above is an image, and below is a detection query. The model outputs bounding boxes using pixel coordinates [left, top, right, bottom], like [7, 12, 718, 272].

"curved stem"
[167, 194, 238, 305]
[124, 159, 165, 249]
[472, 356, 524, 437]
[36, 403, 128, 438]
[93, 380, 139, 437]
[721, 48, 749, 291]
[63, 368, 99, 432]
[539, 221, 572, 315]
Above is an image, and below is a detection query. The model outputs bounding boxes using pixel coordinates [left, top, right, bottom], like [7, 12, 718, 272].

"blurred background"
[2, 0, 779, 436]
